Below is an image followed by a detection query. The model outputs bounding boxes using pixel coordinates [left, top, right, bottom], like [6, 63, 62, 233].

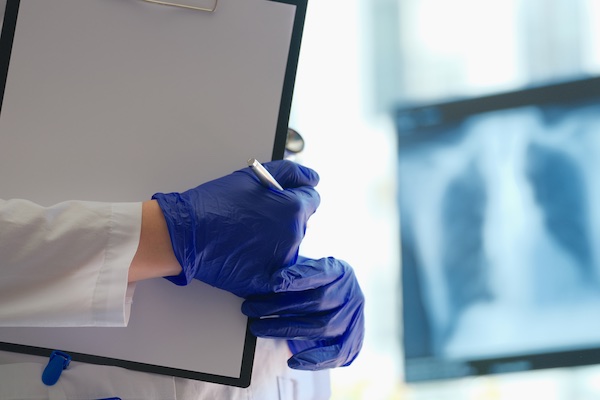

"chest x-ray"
[398, 77, 600, 382]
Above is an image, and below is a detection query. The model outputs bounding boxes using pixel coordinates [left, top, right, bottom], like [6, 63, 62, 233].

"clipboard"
[0, 0, 307, 388]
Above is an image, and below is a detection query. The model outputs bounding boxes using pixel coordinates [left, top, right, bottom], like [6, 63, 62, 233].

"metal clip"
[142, 0, 218, 12]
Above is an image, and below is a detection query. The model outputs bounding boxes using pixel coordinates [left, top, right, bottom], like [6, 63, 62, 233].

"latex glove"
[242, 257, 365, 370]
[152, 160, 320, 298]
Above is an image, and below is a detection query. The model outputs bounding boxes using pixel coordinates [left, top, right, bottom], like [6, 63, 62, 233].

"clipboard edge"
[0, 337, 255, 387]
[271, 0, 308, 161]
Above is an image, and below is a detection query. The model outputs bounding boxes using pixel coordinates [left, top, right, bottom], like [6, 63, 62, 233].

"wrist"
[128, 200, 182, 282]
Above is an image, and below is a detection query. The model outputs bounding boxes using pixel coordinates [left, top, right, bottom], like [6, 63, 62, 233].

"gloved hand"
[151, 160, 320, 298]
[242, 256, 365, 370]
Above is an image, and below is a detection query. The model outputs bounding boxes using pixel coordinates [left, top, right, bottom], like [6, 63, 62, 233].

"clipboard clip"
[142, 0, 218, 12]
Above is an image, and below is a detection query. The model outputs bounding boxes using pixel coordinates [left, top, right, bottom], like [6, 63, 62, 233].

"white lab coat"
[0, 199, 330, 400]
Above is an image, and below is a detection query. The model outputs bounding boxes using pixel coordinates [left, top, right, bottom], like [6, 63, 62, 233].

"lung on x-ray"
[397, 76, 600, 382]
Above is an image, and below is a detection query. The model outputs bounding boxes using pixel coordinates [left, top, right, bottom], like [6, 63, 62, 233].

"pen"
[247, 158, 284, 191]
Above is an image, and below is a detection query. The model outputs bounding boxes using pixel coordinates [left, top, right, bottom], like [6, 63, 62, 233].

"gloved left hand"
[151, 160, 320, 298]
[242, 256, 365, 370]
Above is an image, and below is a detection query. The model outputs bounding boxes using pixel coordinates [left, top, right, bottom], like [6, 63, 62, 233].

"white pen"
[247, 158, 284, 191]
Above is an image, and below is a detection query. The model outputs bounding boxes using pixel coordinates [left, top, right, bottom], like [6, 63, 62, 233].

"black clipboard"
[0, 0, 306, 388]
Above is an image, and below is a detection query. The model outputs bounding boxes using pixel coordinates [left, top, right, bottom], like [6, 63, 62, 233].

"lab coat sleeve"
[0, 199, 142, 327]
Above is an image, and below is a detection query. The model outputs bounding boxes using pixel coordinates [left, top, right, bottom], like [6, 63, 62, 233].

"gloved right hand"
[151, 160, 320, 298]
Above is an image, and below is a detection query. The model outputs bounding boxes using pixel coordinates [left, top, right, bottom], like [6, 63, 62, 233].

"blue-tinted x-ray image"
[397, 77, 600, 382]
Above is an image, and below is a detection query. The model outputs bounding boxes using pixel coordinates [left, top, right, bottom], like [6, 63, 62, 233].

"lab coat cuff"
[92, 202, 142, 326]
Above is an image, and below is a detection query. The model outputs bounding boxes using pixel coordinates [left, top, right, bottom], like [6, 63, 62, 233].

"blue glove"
[242, 257, 365, 370]
[152, 160, 320, 298]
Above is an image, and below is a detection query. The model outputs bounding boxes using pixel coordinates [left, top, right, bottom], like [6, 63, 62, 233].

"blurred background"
[289, 0, 600, 399]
